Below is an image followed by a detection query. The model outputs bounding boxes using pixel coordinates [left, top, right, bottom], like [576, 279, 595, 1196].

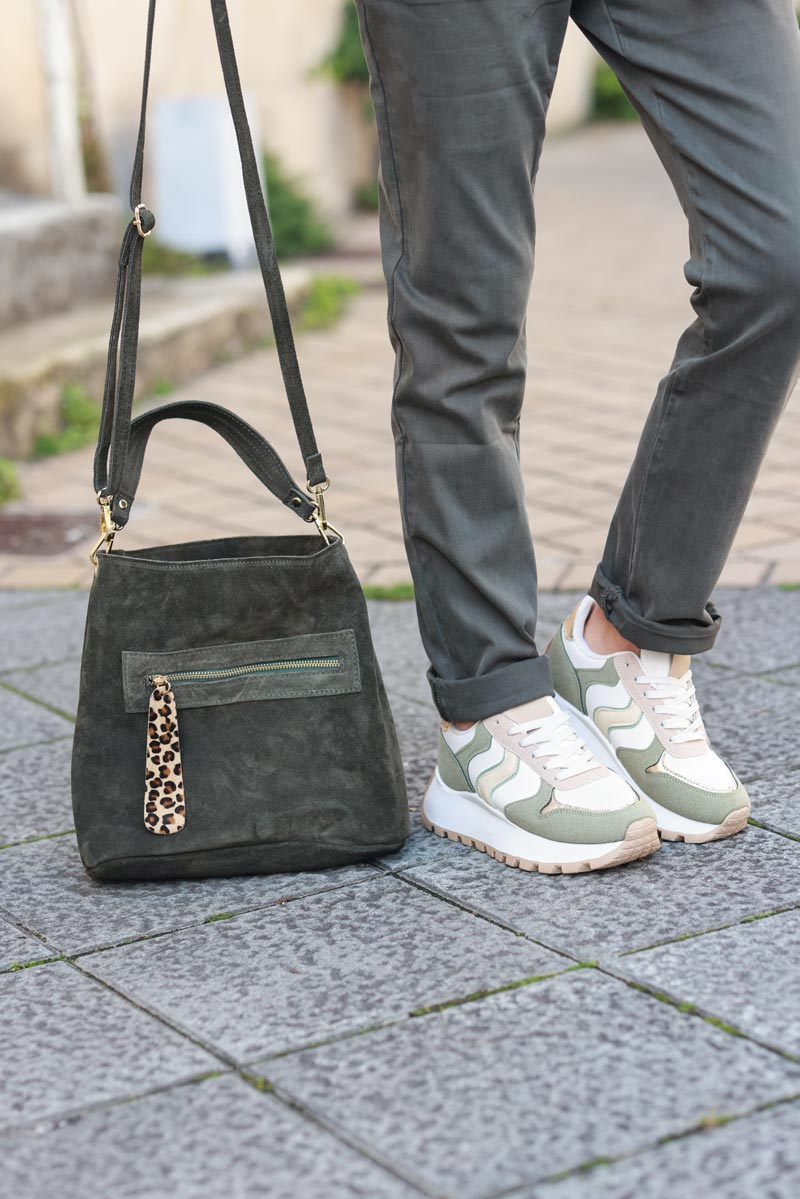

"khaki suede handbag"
[71, 0, 409, 881]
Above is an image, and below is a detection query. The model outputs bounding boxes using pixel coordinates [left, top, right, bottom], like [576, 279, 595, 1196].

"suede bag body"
[72, 535, 408, 881]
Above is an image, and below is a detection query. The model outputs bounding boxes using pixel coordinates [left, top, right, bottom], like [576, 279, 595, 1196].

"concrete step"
[0, 193, 122, 329]
[0, 266, 311, 459]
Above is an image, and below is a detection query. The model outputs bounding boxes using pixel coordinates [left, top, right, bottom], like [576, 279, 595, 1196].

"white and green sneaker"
[548, 596, 750, 843]
[422, 696, 659, 874]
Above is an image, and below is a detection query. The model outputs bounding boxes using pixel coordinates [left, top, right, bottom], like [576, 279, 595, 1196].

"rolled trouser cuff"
[428, 654, 554, 723]
[589, 566, 721, 655]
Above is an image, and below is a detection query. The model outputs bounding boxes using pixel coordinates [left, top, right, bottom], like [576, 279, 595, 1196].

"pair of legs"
[355, 0, 800, 722]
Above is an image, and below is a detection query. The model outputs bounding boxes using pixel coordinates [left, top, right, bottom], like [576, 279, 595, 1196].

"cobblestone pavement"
[1, 584, 799, 1197]
[2, 123, 799, 589]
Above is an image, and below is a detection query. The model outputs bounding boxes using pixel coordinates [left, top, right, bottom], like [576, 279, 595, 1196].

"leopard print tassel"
[144, 675, 186, 835]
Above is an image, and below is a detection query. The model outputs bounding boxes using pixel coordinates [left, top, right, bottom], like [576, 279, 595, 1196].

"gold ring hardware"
[133, 203, 153, 238]
[89, 494, 122, 569]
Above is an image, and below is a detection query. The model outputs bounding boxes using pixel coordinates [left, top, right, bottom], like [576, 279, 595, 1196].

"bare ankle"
[452, 720, 476, 731]
[584, 603, 640, 656]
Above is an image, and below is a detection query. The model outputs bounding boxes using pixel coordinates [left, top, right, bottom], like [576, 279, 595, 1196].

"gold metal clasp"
[89, 494, 121, 569]
[306, 476, 343, 545]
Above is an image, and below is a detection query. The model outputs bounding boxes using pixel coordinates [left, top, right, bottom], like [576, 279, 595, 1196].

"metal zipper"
[148, 655, 341, 687]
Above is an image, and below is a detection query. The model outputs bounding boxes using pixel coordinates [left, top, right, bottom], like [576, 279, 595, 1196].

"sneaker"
[422, 696, 659, 874]
[548, 596, 750, 843]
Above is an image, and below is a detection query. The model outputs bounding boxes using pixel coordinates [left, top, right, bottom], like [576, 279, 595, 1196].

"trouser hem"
[428, 655, 554, 722]
[589, 566, 721, 655]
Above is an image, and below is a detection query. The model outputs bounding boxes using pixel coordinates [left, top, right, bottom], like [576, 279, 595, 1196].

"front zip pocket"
[122, 629, 361, 716]
[158, 655, 341, 687]
[126, 631, 361, 837]
[141, 652, 346, 836]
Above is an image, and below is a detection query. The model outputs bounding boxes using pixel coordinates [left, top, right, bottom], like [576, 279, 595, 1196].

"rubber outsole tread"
[421, 814, 660, 874]
[658, 805, 750, 843]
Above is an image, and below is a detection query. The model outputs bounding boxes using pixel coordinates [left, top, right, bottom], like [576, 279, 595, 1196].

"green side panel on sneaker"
[616, 745, 750, 824]
[546, 628, 583, 710]
[504, 792, 654, 846]
[437, 722, 493, 792]
[548, 627, 619, 712]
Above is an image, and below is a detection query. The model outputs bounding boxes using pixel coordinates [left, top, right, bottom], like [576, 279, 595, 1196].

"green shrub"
[354, 180, 380, 212]
[32, 385, 102, 459]
[300, 276, 359, 331]
[591, 64, 638, 122]
[319, 3, 369, 85]
[142, 239, 226, 277]
[263, 153, 334, 259]
[0, 457, 20, 505]
[363, 582, 414, 601]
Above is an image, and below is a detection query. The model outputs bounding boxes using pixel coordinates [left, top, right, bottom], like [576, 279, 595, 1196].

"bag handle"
[92, 0, 329, 554]
[113, 401, 318, 528]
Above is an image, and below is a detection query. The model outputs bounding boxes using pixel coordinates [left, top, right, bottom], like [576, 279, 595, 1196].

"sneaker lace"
[636, 669, 705, 744]
[507, 708, 598, 782]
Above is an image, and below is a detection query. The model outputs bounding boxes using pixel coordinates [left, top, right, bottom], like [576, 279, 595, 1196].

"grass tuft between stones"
[408, 963, 591, 1018]
[4, 955, 65, 973]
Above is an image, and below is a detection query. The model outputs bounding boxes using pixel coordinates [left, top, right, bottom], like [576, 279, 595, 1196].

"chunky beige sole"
[421, 812, 660, 875]
[659, 806, 750, 844]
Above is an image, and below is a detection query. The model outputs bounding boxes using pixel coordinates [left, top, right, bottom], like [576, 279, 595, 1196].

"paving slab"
[0, 656, 81, 718]
[0, 1073, 422, 1199]
[0, 834, 376, 955]
[703, 588, 800, 674]
[83, 874, 567, 1062]
[0, 589, 88, 670]
[265, 971, 800, 1199]
[399, 826, 800, 959]
[748, 772, 800, 839]
[699, 673, 800, 782]
[386, 693, 439, 803]
[0, 739, 74, 844]
[0, 961, 216, 1129]
[0, 685, 74, 752]
[532, 1100, 800, 1199]
[612, 909, 800, 1057]
[0, 917, 51, 972]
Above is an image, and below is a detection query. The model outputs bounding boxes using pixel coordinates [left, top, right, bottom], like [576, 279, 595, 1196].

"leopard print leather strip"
[144, 676, 186, 835]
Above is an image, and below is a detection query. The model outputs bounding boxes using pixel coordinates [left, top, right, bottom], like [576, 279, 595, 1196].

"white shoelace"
[636, 670, 704, 744]
[508, 708, 597, 782]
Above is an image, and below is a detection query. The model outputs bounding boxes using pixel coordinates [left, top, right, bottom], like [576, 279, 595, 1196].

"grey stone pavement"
[1, 583, 799, 1198]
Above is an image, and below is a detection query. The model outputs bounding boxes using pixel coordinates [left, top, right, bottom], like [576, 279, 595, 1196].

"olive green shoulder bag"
[71, 0, 409, 881]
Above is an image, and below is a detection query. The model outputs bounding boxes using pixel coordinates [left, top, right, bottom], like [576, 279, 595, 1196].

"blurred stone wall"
[0, 2, 52, 193]
[0, 1, 597, 213]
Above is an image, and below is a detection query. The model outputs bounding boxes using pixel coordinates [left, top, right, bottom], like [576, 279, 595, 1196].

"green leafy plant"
[300, 276, 359, 331]
[263, 153, 334, 259]
[354, 180, 380, 212]
[591, 64, 638, 122]
[142, 239, 226, 277]
[363, 582, 414, 601]
[0, 457, 20, 505]
[319, 3, 370, 85]
[32, 385, 101, 459]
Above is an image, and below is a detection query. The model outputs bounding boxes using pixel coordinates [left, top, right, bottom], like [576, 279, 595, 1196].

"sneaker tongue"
[504, 696, 559, 722]
[639, 649, 672, 678]
[639, 649, 692, 679]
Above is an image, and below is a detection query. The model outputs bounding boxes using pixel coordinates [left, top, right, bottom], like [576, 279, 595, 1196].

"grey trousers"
[354, 0, 800, 721]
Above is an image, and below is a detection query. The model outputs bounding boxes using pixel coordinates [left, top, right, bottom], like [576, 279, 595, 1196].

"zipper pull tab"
[144, 675, 186, 835]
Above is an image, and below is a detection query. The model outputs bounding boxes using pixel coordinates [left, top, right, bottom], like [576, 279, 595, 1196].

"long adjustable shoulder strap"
[93, 0, 327, 519]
